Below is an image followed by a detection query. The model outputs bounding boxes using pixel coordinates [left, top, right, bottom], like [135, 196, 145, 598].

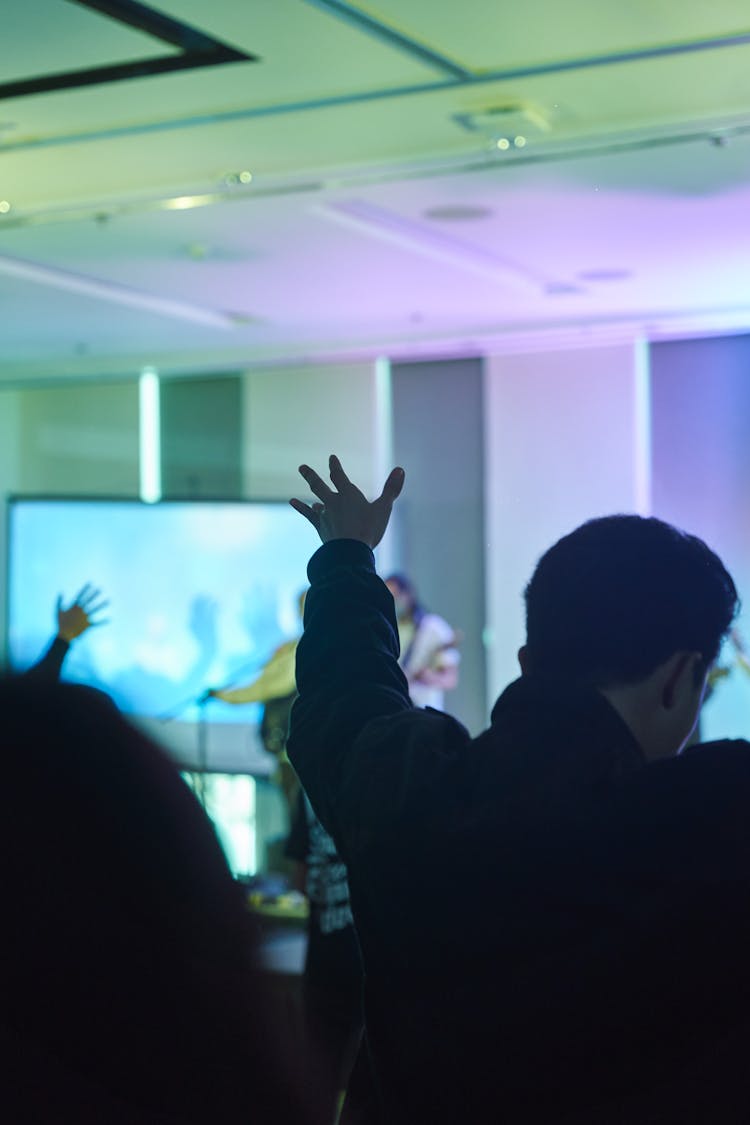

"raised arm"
[286, 457, 411, 823]
[26, 585, 108, 681]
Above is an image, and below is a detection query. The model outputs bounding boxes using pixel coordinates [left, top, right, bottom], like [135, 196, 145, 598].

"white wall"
[0, 380, 139, 665]
[15, 381, 139, 496]
[241, 362, 385, 500]
[483, 344, 647, 708]
[650, 335, 750, 740]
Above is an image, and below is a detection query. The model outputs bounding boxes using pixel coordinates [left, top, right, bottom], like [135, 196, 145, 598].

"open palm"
[290, 455, 405, 548]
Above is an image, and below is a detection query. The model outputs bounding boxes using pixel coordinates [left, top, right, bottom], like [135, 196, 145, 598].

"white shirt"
[397, 612, 460, 710]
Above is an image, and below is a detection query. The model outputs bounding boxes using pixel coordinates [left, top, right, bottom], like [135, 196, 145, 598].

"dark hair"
[385, 572, 425, 624]
[524, 514, 739, 687]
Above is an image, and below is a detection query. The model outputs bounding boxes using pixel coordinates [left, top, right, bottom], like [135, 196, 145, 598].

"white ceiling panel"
[364, 0, 750, 71]
[2, 0, 750, 382]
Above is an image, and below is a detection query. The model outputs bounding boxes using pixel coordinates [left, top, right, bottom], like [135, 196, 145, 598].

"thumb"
[380, 466, 405, 503]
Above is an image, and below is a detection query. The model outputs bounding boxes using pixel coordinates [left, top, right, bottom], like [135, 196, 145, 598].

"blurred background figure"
[0, 675, 317, 1124]
[207, 590, 307, 823]
[384, 573, 460, 710]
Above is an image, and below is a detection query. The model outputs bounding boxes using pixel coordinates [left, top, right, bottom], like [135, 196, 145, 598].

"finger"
[87, 617, 110, 628]
[328, 454, 352, 492]
[74, 583, 93, 603]
[80, 590, 105, 610]
[379, 466, 405, 503]
[56, 594, 63, 614]
[298, 464, 335, 503]
[85, 599, 110, 617]
[290, 498, 322, 531]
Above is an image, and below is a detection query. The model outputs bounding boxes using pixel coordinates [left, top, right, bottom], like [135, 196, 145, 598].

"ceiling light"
[223, 170, 254, 187]
[162, 194, 216, 211]
[496, 137, 510, 151]
[545, 282, 584, 295]
[0, 200, 11, 214]
[513, 136, 527, 148]
[423, 205, 493, 222]
[577, 268, 632, 282]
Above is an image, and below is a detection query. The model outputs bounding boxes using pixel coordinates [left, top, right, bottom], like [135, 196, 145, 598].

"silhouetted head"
[0, 677, 316, 1123]
[521, 515, 739, 759]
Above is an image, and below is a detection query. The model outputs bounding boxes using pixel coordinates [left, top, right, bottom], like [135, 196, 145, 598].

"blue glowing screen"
[7, 498, 318, 723]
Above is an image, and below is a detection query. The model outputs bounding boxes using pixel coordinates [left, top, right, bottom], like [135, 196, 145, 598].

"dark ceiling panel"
[0, 0, 256, 101]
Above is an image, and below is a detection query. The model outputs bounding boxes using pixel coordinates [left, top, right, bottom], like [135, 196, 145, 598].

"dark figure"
[383, 573, 459, 711]
[286, 790, 364, 1122]
[288, 455, 750, 1125]
[0, 676, 316, 1124]
[207, 591, 307, 821]
[24, 583, 108, 680]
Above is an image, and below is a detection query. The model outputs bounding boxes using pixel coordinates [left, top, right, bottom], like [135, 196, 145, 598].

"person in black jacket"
[288, 455, 750, 1125]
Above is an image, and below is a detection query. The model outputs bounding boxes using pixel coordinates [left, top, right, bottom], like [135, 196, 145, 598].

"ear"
[661, 651, 702, 709]
[518, 645, 530, 675]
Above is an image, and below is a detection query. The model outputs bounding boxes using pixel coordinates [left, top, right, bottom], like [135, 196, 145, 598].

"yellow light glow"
[239, 170, 253, 184]
[0, 200, 11, 213]
[514, 136, 527, 148]
[496, 138, 510, 151]
[163, 195, 215, 211]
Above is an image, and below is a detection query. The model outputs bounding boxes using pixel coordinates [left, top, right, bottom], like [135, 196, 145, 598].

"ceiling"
[3, 0, 750, 383]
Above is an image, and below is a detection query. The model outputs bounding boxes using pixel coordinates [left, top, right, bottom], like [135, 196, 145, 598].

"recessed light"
[545, 282, 584, 295]
[496, 137, 511, 151]
[0, 200, 11, 214]
[422, 205, 493, 222]
[223, 170, 253, 186]
[577, 268, 632, 282]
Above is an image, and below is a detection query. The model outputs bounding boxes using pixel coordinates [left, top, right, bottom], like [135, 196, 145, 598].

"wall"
[483, 343, 646, 709]
[15, 381, 140, 496]
[241, 361, 386, 502]
[651, 334, 750, 740]
[390, 357, 487, 735]
[0, 381, 139, 665]
[160, 374, 242, 499]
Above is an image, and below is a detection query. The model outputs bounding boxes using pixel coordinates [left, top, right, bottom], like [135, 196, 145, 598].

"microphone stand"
[195, 693, 209, 809]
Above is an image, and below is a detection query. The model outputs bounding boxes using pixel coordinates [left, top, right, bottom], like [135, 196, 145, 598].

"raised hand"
[290, 455, 405, 548]
[56, 584, 109, 642]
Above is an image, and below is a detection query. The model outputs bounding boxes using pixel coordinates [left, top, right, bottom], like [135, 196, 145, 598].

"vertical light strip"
[139, 367, 162, 503]
[373, 356, 395, 574]
[633, 337, 652, 515]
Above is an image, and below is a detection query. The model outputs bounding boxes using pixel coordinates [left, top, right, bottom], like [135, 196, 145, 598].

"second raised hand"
[290, 454, 405, 548]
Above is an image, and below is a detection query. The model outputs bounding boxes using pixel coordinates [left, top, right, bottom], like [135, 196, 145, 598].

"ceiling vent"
[453, 99, 551, 143]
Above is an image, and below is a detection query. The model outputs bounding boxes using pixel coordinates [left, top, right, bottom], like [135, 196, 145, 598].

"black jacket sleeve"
[24, 636, 70, 682]
[287, 539, 471, 853]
